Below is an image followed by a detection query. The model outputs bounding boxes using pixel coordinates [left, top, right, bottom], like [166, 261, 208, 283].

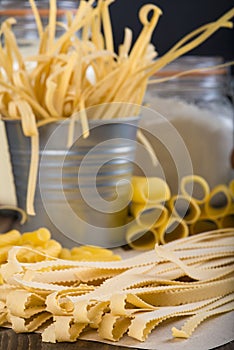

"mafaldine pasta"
[0, 228, 233, 344]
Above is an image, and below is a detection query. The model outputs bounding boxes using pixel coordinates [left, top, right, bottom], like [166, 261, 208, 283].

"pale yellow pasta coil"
[204, 184, 232, 219]
[168, 194, 201, 224]
[130, 202, 169, 228]
[126, 221, 159, 251]
[180, 175, 210, 204]
[157, 217, 189, 244]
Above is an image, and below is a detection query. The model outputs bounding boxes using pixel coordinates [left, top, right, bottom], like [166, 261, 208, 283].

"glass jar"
[0, 1, 79, 56]
[141, 56, 233, 193]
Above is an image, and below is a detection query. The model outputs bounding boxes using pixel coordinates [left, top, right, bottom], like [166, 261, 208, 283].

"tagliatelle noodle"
[128, 294, 234, 342]
[0, 229, 233, 343]
[172, 294, 234, 338]
[143, 9, 234, 78]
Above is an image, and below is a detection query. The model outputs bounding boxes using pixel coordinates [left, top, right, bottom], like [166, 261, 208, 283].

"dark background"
[109, 0, 234, 64]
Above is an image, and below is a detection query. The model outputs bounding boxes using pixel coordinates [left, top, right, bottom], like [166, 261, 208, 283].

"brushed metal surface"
[5, 117, 139, 247]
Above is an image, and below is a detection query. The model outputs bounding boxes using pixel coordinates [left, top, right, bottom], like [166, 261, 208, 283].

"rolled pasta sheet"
[130, 202, 169, 228]
[204, 184, 232, 219]
[190, 217, 220, 235]
[229, 179, 234, 200]
[126, 221, 158, 250]
[131, 176, 171, 204]
[168, 195, 201, 224]
[157, 217, 189, 244]
[180, 175, 210, 205]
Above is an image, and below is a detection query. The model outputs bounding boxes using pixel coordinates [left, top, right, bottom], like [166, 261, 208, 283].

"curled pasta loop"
[130, 202, 169, 228]
[180, 175, 210, 205]
[168, 195, 201, 224]
[157, 217, 189, 244]
[126, 221, 158, 251]
[204, 185, 232, 219]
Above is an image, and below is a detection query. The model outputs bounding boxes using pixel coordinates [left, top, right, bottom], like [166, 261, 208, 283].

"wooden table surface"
[0, 213, 233, 350]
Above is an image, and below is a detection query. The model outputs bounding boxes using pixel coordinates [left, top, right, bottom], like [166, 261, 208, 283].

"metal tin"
[5, 117, 139, 248]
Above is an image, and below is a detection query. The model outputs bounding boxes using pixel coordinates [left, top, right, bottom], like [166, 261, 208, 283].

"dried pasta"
[126, 221, 159, 251]
[0, 1, 233, 215]
[168, 194, 201, 224]
[204, 184, 232, 219]
[128, 175, 234, 250]
[180, 175, 210, 204]
[131, 176, 171, 204]
[157, 217, 189, 244]
[0, 228, 233, 345]
[0, 227, 121, 271]
[129, 202, 169, 228]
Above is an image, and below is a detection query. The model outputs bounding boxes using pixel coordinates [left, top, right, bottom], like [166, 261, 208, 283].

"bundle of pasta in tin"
[0, 0, 233, 216]
[127, 175, 234, 250]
